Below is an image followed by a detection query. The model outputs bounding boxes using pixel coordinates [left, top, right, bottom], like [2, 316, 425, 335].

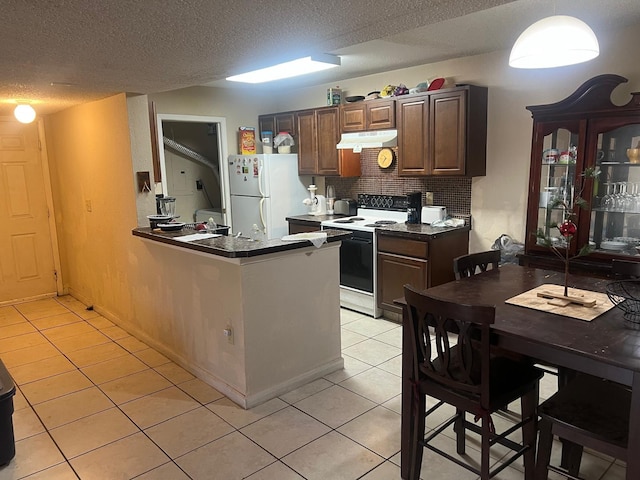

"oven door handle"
[346, 237, 373, 245]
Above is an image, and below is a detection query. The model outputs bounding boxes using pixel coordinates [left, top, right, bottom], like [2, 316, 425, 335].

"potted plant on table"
[535, 166, 600, 298]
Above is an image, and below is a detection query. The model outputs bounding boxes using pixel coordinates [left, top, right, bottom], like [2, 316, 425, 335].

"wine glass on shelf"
[601, 183, 614, 211]
[610, 182, 623, 211]
[615, 182, 633, 212]
[632, 183, 640, 213]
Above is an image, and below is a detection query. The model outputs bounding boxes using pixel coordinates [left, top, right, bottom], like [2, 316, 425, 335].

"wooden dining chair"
[535, 374, 630, 480]
[403, 284, 544, 480]
[612, 258, 640, 279]
[453, 250, 501, 280]
[545, 255, 639, 474]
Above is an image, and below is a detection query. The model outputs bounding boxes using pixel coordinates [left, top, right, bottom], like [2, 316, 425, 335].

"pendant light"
[509, 15, 599, 69]
[14, 104, 36, 124]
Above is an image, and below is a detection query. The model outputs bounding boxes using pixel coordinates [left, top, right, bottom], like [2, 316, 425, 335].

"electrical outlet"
[223, 326, 233, 344]
[424, 192, 434, 205]
[196, 180, 203, 190]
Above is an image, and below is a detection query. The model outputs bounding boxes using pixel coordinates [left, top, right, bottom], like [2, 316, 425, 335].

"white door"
[0, 120, 57, 303]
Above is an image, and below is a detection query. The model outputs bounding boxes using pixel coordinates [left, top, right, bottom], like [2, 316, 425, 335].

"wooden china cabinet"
[521, 74, 640, 275]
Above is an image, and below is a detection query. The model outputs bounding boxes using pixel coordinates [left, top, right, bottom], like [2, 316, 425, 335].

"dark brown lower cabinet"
[378, 252, 428, 312]
[288, 221, 320, 234]
[377, 230, 469, 314]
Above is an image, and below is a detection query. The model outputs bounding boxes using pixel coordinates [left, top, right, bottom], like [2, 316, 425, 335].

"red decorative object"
[537, 167, 599, 297]
[559, 221, 577, 237]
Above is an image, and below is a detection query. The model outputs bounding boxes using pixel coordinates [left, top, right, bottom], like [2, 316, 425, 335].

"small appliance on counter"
[314, 195, 327, 215]
[303, 184, 328, 216]
[157, 196, 176, 217]
[326, 185, 335, 214]
[421, 206, 447, 224]
[406, 191, 422, 224]
[334, 199, 357, 216]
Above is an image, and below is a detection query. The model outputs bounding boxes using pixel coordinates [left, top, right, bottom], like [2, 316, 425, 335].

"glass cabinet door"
[590, 122, 640, 256]
[535, 127, 580, 250]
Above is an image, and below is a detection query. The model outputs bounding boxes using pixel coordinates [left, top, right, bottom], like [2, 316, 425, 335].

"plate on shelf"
[600, 240, 627, 251]
[613, 237, 640, 245]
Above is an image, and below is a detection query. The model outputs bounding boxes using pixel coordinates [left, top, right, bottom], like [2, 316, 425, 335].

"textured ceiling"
[1, 0, 639, 117]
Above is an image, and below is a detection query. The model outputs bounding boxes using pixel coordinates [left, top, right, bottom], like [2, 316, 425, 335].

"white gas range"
[321, 194, 409, 318]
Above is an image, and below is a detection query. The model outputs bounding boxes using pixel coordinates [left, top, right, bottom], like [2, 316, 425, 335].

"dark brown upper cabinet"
[340, 99, 395, 132]
[258, 111, 297, 139]
[297, 106, 360, 177]
[395, 85, 487, 177]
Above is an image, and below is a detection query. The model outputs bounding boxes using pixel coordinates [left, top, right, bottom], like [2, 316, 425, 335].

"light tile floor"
[0, 297, 627, 479]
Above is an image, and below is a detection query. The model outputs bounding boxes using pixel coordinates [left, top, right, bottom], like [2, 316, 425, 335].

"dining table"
[398, 264, 640, 480]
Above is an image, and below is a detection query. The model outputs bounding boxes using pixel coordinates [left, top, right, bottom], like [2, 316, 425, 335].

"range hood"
[336, 129, 397, 153]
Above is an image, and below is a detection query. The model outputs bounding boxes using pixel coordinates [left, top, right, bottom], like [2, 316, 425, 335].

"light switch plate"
[136, 171, 151, 193]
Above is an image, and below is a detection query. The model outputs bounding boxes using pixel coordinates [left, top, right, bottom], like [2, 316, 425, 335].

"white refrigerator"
[228, 154, 310, 239]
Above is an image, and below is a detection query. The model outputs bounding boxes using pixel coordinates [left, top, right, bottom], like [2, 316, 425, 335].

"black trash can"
[0, 359, 16, 466]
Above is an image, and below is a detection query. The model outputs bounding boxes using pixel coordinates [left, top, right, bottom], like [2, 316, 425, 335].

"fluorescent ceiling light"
[509, 15, 599, 69]
[14, 104, 36, 123]
[226, 54, 340, 83]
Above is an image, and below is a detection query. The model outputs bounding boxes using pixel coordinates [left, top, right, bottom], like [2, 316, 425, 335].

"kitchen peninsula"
[131, 227, 349, 408]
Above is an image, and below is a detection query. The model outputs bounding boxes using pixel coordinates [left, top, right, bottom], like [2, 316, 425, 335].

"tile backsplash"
[326, 148, 472, 216]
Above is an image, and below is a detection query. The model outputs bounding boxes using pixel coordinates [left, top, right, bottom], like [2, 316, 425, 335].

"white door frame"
[37, 119, 64, 295]
[156, 114, 231, 227]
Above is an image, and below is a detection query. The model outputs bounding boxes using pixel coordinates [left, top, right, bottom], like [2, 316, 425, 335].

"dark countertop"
[376, 223, 471, 240]
[132, 227, 350, 258]
[286, 214, 470, 240]
[285, 214, 346, 224]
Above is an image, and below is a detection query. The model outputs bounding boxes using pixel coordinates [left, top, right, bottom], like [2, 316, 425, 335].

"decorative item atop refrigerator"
[228, 154, 310, 240]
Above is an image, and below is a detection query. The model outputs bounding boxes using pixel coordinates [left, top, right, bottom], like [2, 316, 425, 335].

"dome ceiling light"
[509, 15, 599, 69]
[14, 104, 36, 124]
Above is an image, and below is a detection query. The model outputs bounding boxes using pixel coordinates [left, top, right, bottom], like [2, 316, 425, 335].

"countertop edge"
[285, 214, 346, 224]
[376, 224, 470, 240]
[132, 228, 350, 258]
[286, 214, 470, 239]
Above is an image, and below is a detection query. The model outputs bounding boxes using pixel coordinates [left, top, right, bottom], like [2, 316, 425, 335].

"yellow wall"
[43, 93, 248, 385]
[44, 93, 139, 314]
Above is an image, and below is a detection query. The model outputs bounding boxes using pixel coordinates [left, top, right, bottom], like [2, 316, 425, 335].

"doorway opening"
[156, 114, 230, 226]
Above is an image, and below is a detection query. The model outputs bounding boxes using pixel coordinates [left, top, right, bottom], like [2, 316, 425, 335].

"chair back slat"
[612, 259, 640, 279]
[404, 284, 495, 406]
[453, 250, 500, 280]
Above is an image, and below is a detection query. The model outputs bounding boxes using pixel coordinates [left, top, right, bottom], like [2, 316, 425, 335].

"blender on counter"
[158, 196, 176, 218]
[326, 185, 335, 214]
